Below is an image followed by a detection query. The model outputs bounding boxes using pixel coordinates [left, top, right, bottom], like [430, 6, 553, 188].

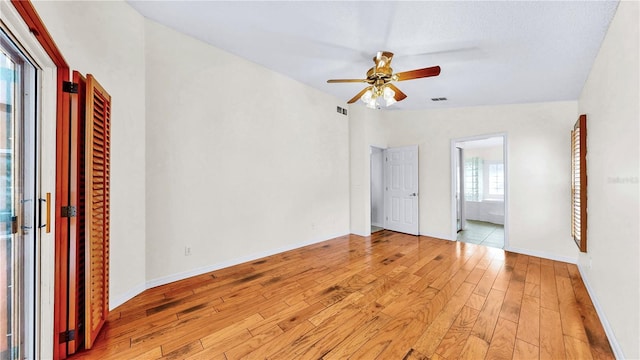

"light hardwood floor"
[69, 231, 614, 359]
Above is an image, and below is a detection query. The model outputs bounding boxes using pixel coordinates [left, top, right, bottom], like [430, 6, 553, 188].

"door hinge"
[59, 330, 76, 343]
[11, 216, 18, 234]
[62, 81, 78, 94]
[61, 205, 77, 218]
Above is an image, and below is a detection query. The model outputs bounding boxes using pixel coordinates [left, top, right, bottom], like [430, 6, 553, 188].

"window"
[464, 157, 504, 201]
[464, 157, 482, 201]
[571, 114, 587, 252]
[488, 163, 504, 196]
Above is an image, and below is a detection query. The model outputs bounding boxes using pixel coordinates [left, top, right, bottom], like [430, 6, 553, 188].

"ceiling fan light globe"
[366, 98, 377, 109]
[382, 86, 396, 106]
[383, 86, 395, 100]
[361, 89, 373, 104]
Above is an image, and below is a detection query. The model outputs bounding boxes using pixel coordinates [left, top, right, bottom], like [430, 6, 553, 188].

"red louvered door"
[84, 74, 111, 349]
[59, 71, 110, 355]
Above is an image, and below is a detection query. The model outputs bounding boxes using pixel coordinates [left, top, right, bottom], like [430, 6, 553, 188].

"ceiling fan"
[327, 51, 441, 109]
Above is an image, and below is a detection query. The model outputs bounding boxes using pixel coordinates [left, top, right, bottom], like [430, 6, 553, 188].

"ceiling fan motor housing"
[367, 66, 393, 83]
[367, 51, 394, 82]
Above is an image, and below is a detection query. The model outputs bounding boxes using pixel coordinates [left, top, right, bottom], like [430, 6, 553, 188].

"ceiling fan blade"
[347, 86, 372, 104]
[395, 66, 441, 81]
[386, 83, 407, 102]
[327, 79, 368, 83]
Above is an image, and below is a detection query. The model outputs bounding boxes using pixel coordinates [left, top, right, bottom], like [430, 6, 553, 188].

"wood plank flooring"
[69, 231, 614, 360]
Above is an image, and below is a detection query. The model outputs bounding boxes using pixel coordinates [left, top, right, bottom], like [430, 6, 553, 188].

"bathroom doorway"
[370, 146, 384, 233]
[452, 135, 507, 249]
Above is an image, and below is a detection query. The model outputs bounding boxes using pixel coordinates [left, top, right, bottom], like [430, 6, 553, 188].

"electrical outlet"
[185, 246, 192, 256]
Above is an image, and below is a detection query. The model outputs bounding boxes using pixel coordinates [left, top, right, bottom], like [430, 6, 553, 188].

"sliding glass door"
[1, 28, 37, 360]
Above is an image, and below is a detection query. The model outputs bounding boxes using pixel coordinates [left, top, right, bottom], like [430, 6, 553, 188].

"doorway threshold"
[371, 225, 384, 233]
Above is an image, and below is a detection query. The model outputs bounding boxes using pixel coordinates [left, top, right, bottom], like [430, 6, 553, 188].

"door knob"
[409, 193, 418, 197]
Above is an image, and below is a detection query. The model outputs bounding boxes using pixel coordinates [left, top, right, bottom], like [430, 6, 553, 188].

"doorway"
[1, 28, 38, 360]
[452, 135, 507, 249]
[370, 146, 384, 233]
[455, 147, 464, 232]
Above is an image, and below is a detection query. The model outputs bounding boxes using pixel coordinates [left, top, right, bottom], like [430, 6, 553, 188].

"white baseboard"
[577, 264, 624, 360]
[110, 282, 146, 310]
[504, 246, 577, 264]
[351, 230, 370, 237]
[144, 232, 349, 290]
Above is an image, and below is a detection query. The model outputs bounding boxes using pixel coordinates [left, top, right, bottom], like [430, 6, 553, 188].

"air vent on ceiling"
[431, 97, 448, 102]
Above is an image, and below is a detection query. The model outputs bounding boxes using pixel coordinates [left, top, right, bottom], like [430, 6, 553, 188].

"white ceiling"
[127, 1, 619, 111]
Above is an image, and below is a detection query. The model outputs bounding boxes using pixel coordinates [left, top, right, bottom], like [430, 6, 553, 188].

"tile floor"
[457, 219, 504, 249]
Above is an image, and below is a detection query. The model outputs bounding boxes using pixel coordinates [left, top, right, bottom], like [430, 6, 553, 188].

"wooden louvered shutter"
[84, 74, 111, 348]
[571, 114, 587, 252]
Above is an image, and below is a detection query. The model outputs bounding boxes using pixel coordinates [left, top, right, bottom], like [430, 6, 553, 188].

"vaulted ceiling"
[128, 1, 619, 110]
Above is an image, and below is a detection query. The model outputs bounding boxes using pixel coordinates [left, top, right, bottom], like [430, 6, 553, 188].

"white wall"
[350, 101, 579, 260]
[463, 145, 503, 165]
[144, 20, 350, 284]
[32, 1, 147, 308]
[577, 1, 639, 358]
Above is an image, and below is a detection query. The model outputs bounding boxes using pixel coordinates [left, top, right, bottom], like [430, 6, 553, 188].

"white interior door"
[384, 145, 419, 235]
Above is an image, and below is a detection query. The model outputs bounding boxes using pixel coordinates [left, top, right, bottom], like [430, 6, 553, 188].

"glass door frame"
[1, 1, 59, 358]
[1, 25, 38, 360]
